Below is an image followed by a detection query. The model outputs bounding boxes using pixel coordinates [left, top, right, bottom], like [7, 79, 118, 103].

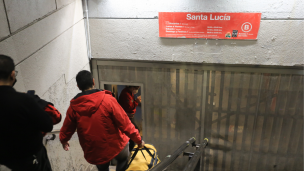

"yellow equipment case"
[126, 144, 160, 171]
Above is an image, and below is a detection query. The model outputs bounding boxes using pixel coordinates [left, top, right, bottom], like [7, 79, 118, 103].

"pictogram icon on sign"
[241, 22, 252, 32]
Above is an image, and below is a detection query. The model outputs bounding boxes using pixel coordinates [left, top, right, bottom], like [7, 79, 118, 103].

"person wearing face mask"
[0, 55, 53, 171]
[118, 86, 141, 151]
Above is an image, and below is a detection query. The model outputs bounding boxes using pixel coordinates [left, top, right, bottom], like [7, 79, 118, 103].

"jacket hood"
[70, 89, 113, 116]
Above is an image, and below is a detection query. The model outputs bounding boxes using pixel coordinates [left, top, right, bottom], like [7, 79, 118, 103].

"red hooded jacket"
[118, 87, 138, 114]
[59, 90, 141, 165]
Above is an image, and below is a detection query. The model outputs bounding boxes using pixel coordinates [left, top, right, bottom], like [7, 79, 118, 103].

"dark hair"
[76, 70, 93, 91]
[0, 55, 15, 80]
[128, 86, 140, 89]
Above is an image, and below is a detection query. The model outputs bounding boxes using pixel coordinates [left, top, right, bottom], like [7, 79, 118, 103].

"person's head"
[76, 70, 95, 91]
[128, 86, 140, 94]
[0, 55, 16, 86]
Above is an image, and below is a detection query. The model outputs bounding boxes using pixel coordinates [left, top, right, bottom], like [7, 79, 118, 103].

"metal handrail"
[46, 129, 60, 134]
[47, 129, 78, 134]
[183, 138, 208, 171]
[149, 137, 196, 171]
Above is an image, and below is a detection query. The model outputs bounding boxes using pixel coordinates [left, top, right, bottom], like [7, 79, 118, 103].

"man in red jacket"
[60, 70, 144, 171]
[118, 86, 141, 152]
[118, 86, 141, 119]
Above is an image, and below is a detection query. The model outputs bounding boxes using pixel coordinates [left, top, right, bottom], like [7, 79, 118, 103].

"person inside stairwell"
[0, 55, 53, 171]
[59, 70, 144, 171]
[118, 86, 141, 152]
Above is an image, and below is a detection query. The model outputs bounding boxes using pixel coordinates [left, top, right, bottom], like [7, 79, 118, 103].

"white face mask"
[133, 89, 138, 94]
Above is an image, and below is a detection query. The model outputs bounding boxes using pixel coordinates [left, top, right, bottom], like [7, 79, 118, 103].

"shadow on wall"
[160, 38, 257, 47]
[159, 38, 258, 62]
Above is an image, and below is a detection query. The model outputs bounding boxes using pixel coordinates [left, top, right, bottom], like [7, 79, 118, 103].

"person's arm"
[25, 95, 53, 132]
[109, 95, 142, 145]
[59, 106, 77, 150]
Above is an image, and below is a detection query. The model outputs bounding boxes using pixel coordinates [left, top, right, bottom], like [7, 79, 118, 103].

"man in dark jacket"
[0, 55, 54, 171]
[60, 70, 144, 171]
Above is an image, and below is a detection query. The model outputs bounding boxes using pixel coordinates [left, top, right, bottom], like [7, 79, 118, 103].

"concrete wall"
[88, 0, 304, 66]
[0, 0, 92, 170]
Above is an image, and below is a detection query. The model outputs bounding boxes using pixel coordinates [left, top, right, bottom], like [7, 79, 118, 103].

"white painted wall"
[0, 1, 9, 40]
[88, 0, 304, 66]
[4, 0, 56, 33]
[0, 0, 92, 170]
[45, 133, 98, 171]
[88, 0, 304, 19]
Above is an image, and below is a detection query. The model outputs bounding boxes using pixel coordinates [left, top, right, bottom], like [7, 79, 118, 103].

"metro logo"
[241, 22, 252, 32]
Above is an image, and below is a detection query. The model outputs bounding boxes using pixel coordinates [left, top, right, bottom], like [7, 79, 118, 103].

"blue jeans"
[96, 144, 129, 171]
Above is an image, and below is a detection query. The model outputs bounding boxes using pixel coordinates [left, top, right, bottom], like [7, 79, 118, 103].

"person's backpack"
[126, 144, 160, 170]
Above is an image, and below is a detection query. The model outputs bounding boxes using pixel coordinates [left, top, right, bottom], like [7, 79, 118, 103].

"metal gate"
[92, 59, 303, 171]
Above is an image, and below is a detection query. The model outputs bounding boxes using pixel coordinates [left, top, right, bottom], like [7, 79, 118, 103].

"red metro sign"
[159, 12, 262, 40]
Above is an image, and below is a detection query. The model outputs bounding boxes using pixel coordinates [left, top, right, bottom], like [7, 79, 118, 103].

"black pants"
[96, 144, 129, 171]
[129, 118, 140, 152]
[4, 146, 52, 171]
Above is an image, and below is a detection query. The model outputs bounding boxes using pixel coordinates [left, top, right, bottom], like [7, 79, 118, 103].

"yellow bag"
[126, 144, 160, 171]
